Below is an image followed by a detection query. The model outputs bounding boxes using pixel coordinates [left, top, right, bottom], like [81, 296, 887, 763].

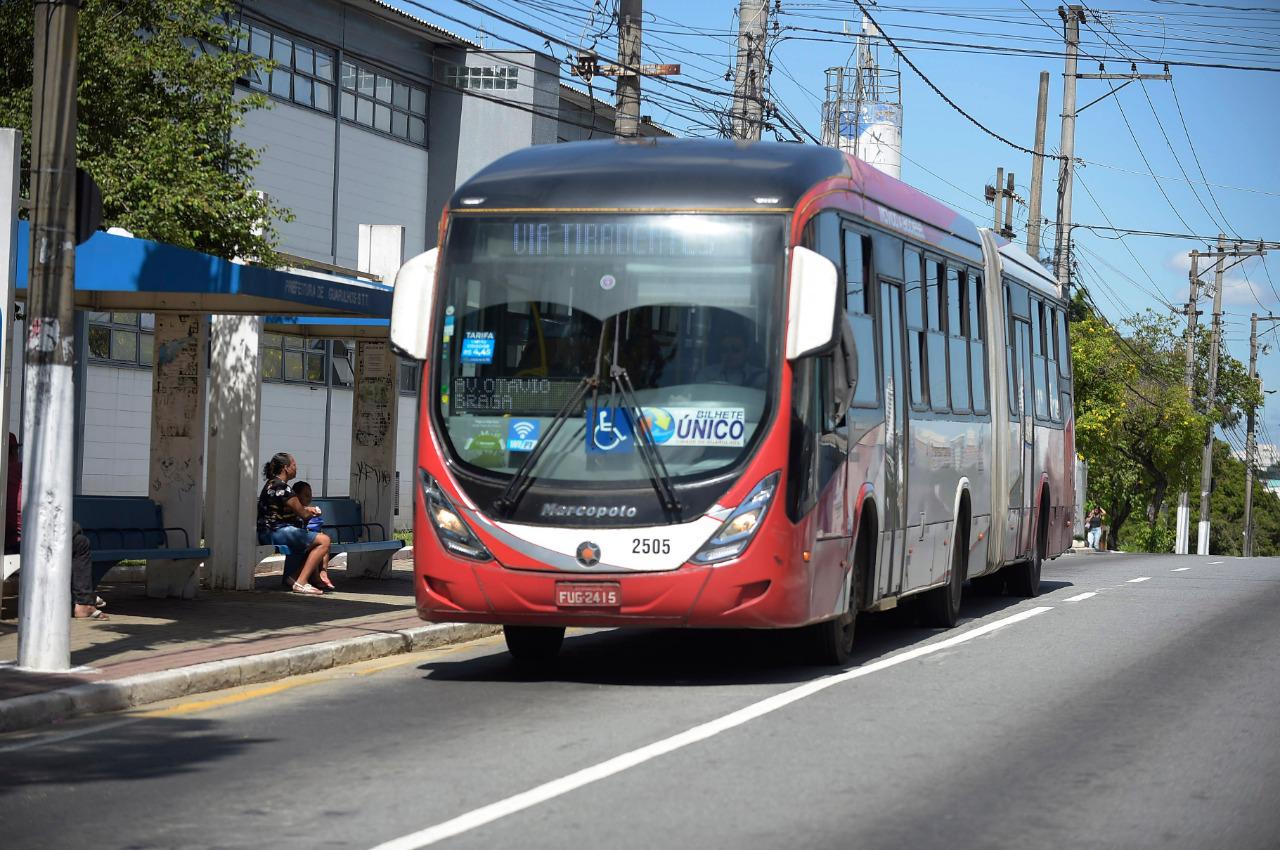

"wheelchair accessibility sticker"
[586, 407, 634, 453]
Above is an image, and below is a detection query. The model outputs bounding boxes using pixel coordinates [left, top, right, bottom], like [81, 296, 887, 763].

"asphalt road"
[4, 552, 1279, 850]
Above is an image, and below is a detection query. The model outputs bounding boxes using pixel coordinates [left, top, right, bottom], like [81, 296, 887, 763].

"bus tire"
[1008, 503, 1046, 598]
[807, 552, 862, 666]
[920, 527, 966, 628]
[503, 625, 565, 665]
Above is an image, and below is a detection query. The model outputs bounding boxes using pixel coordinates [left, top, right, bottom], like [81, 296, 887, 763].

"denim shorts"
[263, 524, 317, 553]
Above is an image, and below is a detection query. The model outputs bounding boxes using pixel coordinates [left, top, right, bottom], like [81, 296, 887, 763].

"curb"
[0, 621, 500, 735]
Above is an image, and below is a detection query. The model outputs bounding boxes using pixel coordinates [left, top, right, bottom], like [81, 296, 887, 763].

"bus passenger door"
[877, 280, 908, 597]
[1014, 319, 1035, 557]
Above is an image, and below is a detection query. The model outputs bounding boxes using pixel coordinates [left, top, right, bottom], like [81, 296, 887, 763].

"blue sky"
[396, 0, 1280, 451]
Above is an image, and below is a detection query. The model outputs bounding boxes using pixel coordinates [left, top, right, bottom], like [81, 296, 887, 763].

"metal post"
[1052, 6, 1085, 299]
[18, 0, 80, 672]
[615, 0, 642, 138]
[1175, 251, 1200, 555]
[1027, 71, 1050, 260]
[1197, 235, 1227, 556]
[993, 166, 1004, 231]
[1004, 171, 1017, 238]
[730, 0, 769, 140]
[1244, 312, 1259, 557]
[0, 129, 20, 569]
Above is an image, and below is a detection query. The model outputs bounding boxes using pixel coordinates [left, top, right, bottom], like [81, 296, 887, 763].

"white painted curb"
[0, 621, 498, 734]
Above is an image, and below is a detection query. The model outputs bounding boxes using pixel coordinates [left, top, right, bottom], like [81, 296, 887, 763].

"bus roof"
[449, 138, 849, 212]
[448, 139, 985, 260]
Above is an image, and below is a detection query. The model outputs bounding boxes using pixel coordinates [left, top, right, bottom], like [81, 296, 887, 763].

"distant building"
[50, 0, 667, 526]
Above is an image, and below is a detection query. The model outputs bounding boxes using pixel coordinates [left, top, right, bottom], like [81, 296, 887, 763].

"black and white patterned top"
[256, 478, 300, 536]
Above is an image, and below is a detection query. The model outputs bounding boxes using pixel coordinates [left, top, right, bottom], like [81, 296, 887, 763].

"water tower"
[820, 17, 902, 179]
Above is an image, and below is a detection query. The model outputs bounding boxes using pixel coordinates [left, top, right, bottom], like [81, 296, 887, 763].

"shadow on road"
[420, 581, 1072, 688]
[0, 718, 268, 796]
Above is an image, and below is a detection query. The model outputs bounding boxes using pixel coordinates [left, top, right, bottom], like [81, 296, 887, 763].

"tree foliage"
[0, 0, 290, 263]
[1071, 304, 1262, 552]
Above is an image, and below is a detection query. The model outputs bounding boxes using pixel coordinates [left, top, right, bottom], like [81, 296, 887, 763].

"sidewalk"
[0, 552, 499, 733]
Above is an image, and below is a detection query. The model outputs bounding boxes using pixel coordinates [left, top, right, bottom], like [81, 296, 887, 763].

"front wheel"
[503, 625, 565, 665]
[806, 560, 861, 666]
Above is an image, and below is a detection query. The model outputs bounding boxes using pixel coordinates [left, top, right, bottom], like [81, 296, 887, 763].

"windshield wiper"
[494, 374, 594, 517]
[609, 361, 683, 522]
[494, 315, 682, 522]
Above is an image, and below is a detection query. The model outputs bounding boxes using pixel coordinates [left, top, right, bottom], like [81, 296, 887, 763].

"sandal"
[315, 572, 336, 592]
[94, 595, 107, 609]
[291, 582, 324, 596]
[73, 608, 109, 620]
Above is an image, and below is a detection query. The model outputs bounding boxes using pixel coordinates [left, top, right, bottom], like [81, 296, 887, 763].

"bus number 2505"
[632, 538, 671, 555]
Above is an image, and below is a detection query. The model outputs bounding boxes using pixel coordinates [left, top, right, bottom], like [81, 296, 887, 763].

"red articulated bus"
[390, 139, 1075, 665]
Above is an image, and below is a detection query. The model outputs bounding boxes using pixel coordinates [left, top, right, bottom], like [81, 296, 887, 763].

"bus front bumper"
[414, 553, 814, 630]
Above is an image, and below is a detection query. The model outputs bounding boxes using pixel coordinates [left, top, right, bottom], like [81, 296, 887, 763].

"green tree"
[0, 0, 290, 263]
[1205, 439, 1280, 556]
[1071, 306, 1259, 550]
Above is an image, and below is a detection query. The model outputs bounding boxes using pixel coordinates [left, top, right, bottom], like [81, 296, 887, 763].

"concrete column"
[146, 313, 209, 598]
[349, 224, 403, 578]
[204, 315, 262, 590]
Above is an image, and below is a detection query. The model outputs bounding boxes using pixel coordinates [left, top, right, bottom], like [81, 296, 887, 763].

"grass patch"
[393, 529, 413, 545]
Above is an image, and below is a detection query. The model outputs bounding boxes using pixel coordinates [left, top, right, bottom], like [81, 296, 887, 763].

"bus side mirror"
[786, 246, 839, 360]
[390, 247, 438, 361]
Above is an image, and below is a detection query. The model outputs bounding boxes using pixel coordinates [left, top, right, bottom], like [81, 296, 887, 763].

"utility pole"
[1027, 70, 1049, 261]
[1194, 236, 1268, 554]
[1198, 235, 1228, 555]
[1174, 251, 1200, 555]
[1244, 313, 1261, 557]
[985, 169, 1019, 240]
[730, 0, 770, 140]
[615, 0, 642, 138]
[1051, 6, 1084, 297]
[1050, 7, 1170, 298]
[18, 0, 80, 672]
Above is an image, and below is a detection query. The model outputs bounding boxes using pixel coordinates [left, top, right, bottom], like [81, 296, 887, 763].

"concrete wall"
[334, 125, 429, 268]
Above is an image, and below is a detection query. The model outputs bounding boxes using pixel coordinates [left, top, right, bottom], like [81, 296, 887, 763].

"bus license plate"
[555, 582, 621, 608]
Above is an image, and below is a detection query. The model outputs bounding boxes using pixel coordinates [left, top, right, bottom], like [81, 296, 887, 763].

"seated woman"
[256, 452, 332, 595]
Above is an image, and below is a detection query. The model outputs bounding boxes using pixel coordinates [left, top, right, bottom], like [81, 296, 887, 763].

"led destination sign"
[507, 220, 754, 259]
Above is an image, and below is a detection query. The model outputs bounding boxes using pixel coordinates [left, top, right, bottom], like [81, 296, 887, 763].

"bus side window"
[786, 356, 841, 520]
[947, 266, 970, 414]
[1031, 299, 1050, 420]
[926, 259, 948, 413]
[844, 228, 878, 407]
[905, 248, 927, 409]
[1046, 305, 1062, 421]
[1005, 283, 1018, 420]
[969, 272, 988, 415]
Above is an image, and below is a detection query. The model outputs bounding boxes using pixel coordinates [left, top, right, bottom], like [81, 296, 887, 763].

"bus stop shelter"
[8, 220, 405, 605]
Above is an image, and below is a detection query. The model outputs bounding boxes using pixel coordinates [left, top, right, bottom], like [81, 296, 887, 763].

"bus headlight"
[691, 471, 780, 565]
[420, 469, 491, 561]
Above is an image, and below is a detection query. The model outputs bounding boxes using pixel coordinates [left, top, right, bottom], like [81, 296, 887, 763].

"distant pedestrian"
[1086, 506, 1106, 551]
[256, 453, 331, 596]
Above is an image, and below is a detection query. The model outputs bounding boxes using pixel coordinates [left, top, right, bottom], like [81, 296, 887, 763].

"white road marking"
[1127, 577, 1152, 583]
[0, 718, 136, 754]
[1172, 567, 1191, 572]
[366, 606, 1054, 850]
[1064, 592, 1096, 602]
[1209, 561, 1224, 565]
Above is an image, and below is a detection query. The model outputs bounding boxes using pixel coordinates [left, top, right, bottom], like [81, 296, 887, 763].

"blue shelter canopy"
[14, 221, 393, 319]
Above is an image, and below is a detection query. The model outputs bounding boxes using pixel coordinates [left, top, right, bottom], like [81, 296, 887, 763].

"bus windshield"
[433, 213, 785, 486]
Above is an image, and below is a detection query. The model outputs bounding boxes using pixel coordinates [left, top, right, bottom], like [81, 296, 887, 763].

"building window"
[236, 22, 336, 113]
[261, 333, 326, 384]
[87, 312, 154, 367]
[340, 59, 428, 145]
[399, 361, 421, 395]
[443, 64, 519, 91]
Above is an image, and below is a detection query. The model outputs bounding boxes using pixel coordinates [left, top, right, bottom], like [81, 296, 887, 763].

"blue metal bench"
[267, 497, 403, 561]
[74, 495, 211, 567]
